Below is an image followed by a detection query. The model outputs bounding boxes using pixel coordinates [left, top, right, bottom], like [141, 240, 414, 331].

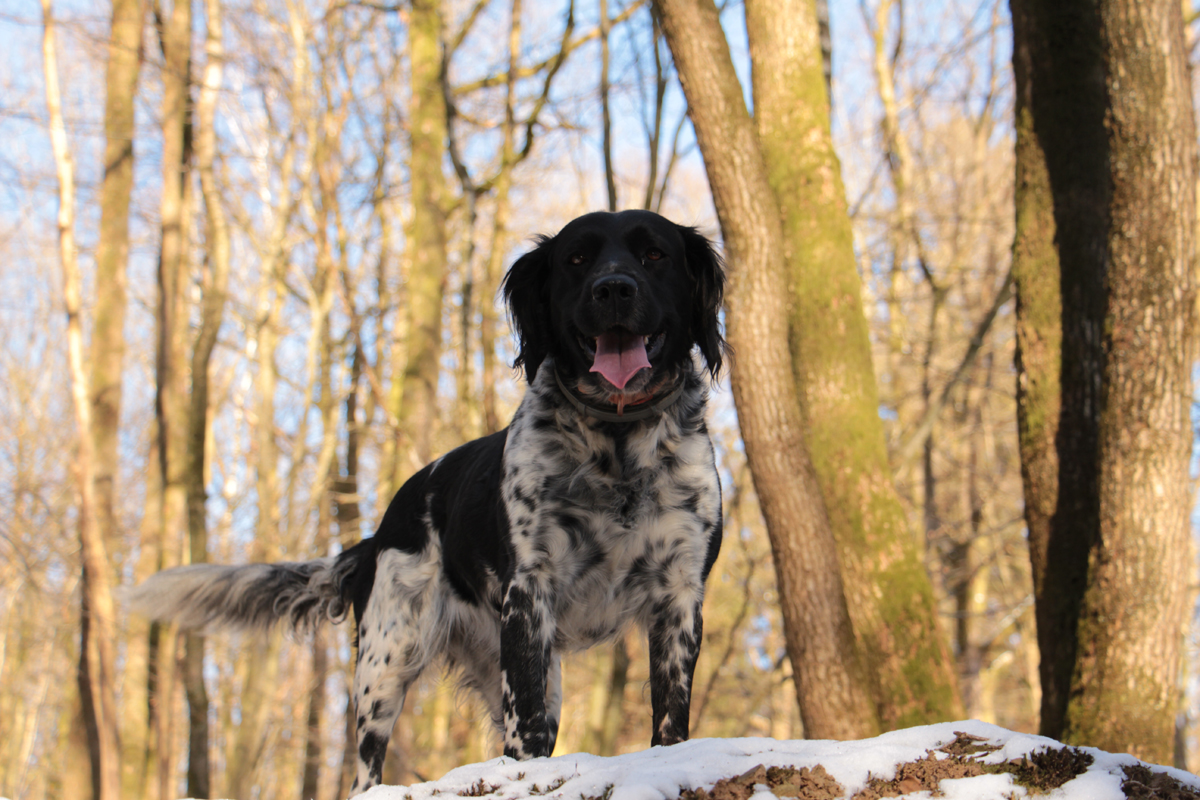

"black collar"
[553, 370, 685, 423]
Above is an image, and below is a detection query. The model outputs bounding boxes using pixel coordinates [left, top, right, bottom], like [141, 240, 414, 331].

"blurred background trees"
[0, 0, 1196, 798]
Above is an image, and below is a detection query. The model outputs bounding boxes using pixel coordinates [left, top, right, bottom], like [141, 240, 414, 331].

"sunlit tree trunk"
[655, 0, 880, 739]
[91, 0, 140, 573]
[42, 2, 122, 796]
[43, 1, 122, 796]
[334, 344, 364, 797]
[183, 0, 230, 792]
[479, 0, 522, 437]
[1064, 0, 1197, 764]
[745, 0, 962, 729]
[395, 0, 450, 474]
[89, 0, 145, 794]
[150, 0, 194, 794]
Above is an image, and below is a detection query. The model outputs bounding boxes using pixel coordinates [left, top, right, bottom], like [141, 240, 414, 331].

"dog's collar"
[553, 370, 685, 423]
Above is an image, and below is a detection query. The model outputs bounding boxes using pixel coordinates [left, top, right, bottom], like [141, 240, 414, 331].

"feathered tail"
[126, 544, 369, 634]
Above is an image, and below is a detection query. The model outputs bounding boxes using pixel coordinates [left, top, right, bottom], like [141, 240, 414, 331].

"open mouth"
[579, 329, 666, 389]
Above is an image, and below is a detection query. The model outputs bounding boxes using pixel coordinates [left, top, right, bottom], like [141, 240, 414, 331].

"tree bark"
[1008, 0, 1109, 741]
[748, 0, 962, 727]
[91, 0, 141, 566]
[480, 0, 522, 436]
[301, 629, 328, 800]
[394, 0, 450, 475]
[91, 0, 146, 795]
[655, 0, 880, 739]
[151, 0, 194, 793]
[1064, 0, 1197, 764]
[42, 3, 123, 795]
[182, 0, 231, 792]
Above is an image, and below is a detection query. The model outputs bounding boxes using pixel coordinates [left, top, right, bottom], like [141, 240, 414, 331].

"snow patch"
[356, 720, 1200, 800]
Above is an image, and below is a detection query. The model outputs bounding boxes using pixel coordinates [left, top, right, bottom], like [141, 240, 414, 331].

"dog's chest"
[501, 409, 719, 650]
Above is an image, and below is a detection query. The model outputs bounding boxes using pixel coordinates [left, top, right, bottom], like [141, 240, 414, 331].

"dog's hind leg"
[349, 547, 444, 796]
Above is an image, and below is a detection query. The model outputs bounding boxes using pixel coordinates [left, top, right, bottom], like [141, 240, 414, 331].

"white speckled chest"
[498, 372, 722, 652]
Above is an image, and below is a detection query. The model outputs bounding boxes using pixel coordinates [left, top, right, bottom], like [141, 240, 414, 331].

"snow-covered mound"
[362, 720, 1199, 800]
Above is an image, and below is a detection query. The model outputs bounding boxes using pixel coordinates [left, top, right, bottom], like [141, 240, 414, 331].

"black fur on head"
[677, 224, 727, 379]
[501, 211, 727, 386]
[500, 234, 555, 382]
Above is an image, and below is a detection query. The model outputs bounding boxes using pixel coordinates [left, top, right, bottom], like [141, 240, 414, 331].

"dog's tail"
[125, 541, 373, 634]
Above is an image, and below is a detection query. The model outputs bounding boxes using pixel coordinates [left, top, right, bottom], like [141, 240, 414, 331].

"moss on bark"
[745, 0, 962, 727]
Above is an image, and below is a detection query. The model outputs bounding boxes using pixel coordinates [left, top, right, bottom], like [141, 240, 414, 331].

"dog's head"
[501, 210, 725, 405]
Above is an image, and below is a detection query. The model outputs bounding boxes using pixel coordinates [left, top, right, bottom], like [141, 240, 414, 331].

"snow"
[7, 720, 1188, 800]
[358, 720, 1200, 800]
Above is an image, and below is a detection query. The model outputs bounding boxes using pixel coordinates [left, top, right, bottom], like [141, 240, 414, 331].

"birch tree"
[42, 1, 123, 795]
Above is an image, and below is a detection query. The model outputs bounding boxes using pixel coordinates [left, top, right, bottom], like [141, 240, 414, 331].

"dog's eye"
[643, 247, 664, 263]
[569, 253, 586, 266]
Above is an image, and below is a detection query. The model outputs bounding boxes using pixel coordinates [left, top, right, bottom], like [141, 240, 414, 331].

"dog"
[129, 209, 726, 795]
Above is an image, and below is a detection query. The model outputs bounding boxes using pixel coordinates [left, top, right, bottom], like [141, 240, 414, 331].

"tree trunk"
[183, 0, 231, 792]
[395, 0, 450, 473]
[301, 629, 328, 800]
[301, 249, 341, 800]
[1063, 0, 1197, 764]
[91, 0, 141, 568]
[152, 0, 194, 793]
[479, 0, 522, 437]
[654, 0, 879, 740]
[1008, 0, 1061, 734]
[1008, 0, 1110, 741]
[744, 0, 962, 729]
[42, 3, 122, 795]
[92, 0, 146, 794]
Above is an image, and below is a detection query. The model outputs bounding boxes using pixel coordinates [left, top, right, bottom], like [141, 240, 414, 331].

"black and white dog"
[129, 210, 726, 795]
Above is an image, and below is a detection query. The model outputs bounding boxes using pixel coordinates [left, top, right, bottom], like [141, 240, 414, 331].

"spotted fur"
[127, 210, 726, 796]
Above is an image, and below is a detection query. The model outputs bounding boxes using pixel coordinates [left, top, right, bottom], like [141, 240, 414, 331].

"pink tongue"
[590, 331, 651, 389]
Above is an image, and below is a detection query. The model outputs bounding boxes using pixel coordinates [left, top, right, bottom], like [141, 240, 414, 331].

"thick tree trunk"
[42, 3, 122, 796]
[744, 0, 962, 728]
[1008, 0, 1110, 741]
[655, 0, 879, 740]
[1064, 0, 1197, 764]
[395, 0, 450, 473]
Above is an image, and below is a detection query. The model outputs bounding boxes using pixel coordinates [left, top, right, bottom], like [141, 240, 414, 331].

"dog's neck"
[552, 368, 686, 423]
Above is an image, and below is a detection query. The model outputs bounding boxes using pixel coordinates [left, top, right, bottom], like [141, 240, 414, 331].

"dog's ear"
[501, 234, 554, 382]
[678, 225, 727, 378]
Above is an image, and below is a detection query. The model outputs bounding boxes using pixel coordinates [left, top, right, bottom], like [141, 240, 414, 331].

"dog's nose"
[591, 274, 638, 303]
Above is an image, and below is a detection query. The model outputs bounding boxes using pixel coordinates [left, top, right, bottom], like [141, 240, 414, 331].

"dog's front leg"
[500, 573, 557, 759]
[647, 593, 704, 747]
